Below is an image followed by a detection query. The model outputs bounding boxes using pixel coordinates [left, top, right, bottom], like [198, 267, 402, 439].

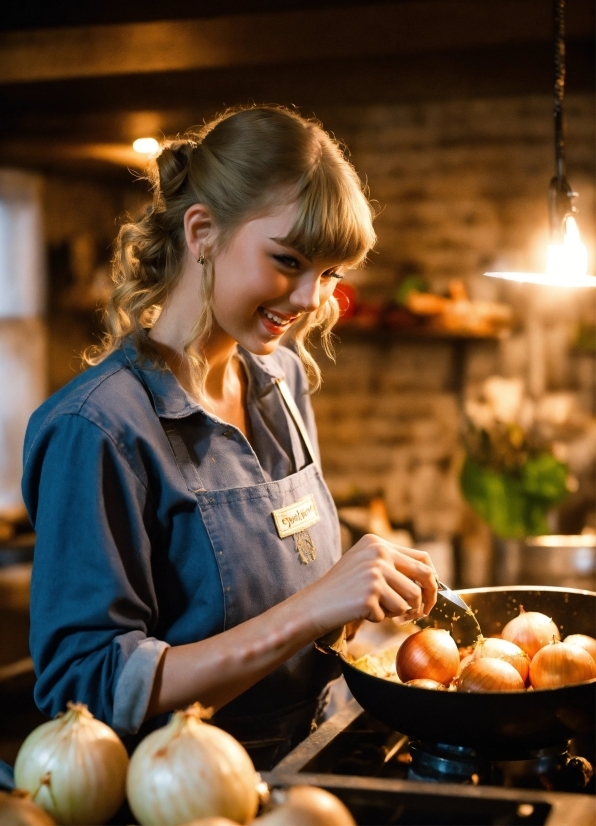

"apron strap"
[274, 377, 319, 469]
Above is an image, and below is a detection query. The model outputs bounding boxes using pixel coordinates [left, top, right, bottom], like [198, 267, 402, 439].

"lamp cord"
[553, 0, 566, 182]
[548, 0, 575, 241]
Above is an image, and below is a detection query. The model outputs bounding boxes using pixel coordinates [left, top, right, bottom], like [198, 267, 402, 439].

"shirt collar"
[120, 337, 283, 419]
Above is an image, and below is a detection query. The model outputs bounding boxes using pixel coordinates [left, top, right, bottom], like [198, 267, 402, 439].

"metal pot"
[522, 535, 596, 590]
[335, 586, 596, 752]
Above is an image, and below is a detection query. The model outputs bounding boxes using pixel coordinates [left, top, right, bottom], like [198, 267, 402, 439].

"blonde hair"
[87, 105, 376, 391]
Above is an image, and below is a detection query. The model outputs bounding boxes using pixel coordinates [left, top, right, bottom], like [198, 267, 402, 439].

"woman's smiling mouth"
[257, 306, 299, 334]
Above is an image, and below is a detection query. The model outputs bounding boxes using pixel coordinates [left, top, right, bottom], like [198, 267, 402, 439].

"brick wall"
[309, 94, 595, 583]
[318, 94, 594, 299]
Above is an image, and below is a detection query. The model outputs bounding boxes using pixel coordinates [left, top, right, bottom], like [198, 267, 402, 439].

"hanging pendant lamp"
[484, 0, 595, 288]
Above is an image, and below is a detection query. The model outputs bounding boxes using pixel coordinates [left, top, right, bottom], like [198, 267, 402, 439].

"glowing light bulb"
[132, 137, 160, 156]
[485, 216, 596, 288]
[544, 216, 588, 283]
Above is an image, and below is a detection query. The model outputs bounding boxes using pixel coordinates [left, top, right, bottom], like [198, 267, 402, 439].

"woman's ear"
[183, 204, 214, 260]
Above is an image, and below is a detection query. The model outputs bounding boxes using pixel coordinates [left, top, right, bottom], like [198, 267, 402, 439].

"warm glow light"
[485, 217, 596, 288]
[545, 216, 588, 278]
[132, 137, 160, 156]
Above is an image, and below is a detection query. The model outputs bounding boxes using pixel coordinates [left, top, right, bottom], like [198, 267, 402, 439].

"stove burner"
[408, 741, 594, 791]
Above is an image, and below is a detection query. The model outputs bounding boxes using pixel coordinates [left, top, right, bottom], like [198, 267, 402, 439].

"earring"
[197, 253, 205, 265]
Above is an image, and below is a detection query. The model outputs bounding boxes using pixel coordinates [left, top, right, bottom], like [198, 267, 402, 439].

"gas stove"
[264, 698, 595, 826]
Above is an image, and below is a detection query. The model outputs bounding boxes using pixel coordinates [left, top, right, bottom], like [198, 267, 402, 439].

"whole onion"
[404, 679, 446, 690]
[127, 703, 259, 826]
[563, 634, 596, 665]
[396, 629, 459, 685]
[0, 791, 56, 826]
[257, 786, 356, 826]
[457, 659, 525, 692]
[530, 638, 596, 689]
[501, 606, 560, 659]
[13, 702, 128, 825]
[471, 635, 530, 683]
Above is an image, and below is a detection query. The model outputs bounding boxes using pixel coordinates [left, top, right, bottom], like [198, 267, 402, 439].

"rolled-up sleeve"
[22, 412, 168, 735]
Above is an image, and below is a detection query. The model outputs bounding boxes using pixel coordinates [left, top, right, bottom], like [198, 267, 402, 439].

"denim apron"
[161, 377, 341, 768]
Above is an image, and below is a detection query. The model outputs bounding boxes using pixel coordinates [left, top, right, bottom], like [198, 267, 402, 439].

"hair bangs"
[276, 158, 376, 269]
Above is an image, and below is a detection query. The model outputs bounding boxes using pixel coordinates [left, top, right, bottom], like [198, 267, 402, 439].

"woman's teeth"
[261, 309, 291, 327]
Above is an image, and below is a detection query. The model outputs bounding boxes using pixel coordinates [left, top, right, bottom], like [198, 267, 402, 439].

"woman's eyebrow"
[268, 238, 312, 263]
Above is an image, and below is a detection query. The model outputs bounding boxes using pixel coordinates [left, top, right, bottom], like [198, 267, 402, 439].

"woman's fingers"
[380, 563, 424, 615]
[383, 544, 438, 614]
[366, 577, 414, 622]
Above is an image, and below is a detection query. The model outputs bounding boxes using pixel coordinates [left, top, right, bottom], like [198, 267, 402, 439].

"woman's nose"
[290, 274, 321, 313]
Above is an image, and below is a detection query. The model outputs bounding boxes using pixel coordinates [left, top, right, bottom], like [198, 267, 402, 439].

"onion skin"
[404, 679, 446, 690]
[256, 786, 356, 826]
[563, 634, 596, 665]
[458, 654, 474, 675]
[501, 606, 560, 659]
[255, 805, 338, 826]
[530, 638, 596, 689]
[396, 629, 460, 685]
[0, 791, 57, 826]
[127, 703, 259, 826]
[471, 636, 530, 683]
[457, 659, 525, 692]
[13, 702, 128, 826]
[181, 820, 238, 826]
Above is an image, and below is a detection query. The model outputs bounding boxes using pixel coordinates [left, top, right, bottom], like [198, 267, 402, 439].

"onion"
[127, 703, 259, 826]
[563, 634, 596, 664]
[257, 786, 356, 826]
[501, 606, 560, 659]
[0, 791, 56, 826]
[457, 659, 525, 692]
[458, 646, 474, 661]
[13, 702, 128, 826]
[396, 629, 460, 685]
[471, 635, 530, 683]
[530, 637, 596, 688]
[181, 820, 239, 826]
[458, 654, 474, 674]
[404, 679, 446, 690]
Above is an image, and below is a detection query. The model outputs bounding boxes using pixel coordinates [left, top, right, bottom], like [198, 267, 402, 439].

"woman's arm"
[147, 534, 437, 717]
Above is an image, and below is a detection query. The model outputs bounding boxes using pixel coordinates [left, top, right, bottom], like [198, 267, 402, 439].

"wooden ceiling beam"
[1, 38, 593, 127]
[0, 0, 592, 85]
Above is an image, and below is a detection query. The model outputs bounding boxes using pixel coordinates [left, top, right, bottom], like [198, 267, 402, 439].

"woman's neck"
[149, 312, 251, 437]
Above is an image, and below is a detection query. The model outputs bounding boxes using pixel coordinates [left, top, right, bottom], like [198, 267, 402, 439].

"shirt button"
[222, 429, 234, 438]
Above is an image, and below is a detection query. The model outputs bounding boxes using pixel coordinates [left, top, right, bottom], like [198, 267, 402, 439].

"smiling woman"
[92, 105, 376, 393]
[21, 104, 438, 771]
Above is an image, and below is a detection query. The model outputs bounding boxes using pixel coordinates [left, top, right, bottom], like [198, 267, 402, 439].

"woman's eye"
[323, 270, 344, 280]
[273, 254, 301, 270]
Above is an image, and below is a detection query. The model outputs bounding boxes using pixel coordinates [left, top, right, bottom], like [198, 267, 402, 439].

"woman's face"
[209, 202, 344, 355]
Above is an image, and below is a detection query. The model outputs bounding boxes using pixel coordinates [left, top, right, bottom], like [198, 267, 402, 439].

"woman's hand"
[303, 534, 439, 636]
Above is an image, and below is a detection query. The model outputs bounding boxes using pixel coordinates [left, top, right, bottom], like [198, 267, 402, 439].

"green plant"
[460, 377, 569, 539]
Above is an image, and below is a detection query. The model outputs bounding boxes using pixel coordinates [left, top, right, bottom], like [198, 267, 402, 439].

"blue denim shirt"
[22, 339, 320, 736]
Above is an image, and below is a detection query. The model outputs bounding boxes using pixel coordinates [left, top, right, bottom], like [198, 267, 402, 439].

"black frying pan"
[335, 586, 596, 752]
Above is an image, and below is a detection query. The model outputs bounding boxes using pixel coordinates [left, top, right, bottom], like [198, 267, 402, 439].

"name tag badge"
[272, 494, 320, 539]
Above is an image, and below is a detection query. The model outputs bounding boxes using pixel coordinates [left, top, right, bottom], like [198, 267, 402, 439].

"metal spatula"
[436, 580, 472, 614]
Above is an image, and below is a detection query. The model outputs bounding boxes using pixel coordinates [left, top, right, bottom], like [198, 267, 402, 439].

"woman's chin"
[235, 323, 289, 356]
[242, 335, 283, 356]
